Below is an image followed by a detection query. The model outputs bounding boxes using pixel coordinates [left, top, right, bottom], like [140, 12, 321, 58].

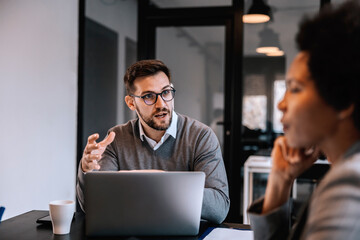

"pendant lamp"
[256, 25, 282, 54]
[243, 0, 272, 24]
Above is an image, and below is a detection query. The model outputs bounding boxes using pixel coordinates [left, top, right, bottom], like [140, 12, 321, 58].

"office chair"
[0, 206, 5, 222]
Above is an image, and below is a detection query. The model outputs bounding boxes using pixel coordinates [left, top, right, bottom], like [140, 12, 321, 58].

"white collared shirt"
[139, 111, 178, 150]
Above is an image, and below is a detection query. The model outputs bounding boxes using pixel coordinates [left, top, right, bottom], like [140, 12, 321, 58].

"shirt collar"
[139, 111, 178, 141]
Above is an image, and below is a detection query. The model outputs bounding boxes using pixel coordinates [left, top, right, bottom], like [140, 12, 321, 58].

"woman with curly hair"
[248, 1, 360, 239]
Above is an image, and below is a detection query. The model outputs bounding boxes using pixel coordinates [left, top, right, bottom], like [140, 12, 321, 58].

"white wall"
[0, 0, 78, 220]
[86, 0, 138, 124]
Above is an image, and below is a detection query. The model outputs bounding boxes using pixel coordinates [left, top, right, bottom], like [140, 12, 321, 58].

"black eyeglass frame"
[130, 87, 176, 105]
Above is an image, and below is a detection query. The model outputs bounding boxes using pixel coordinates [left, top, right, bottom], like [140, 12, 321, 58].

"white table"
[243, 155, 273, 224]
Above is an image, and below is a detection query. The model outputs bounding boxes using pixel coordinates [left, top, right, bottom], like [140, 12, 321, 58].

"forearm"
[202, 187, 230, 224]
[195, 154, 230, 223]
[262, 171, 294, 214]
[76, 146, 119, 212]
[76, 163, 86, 212]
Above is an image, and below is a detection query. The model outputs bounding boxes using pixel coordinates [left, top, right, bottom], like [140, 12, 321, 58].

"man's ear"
[125, 95, 136, 111]
[338, 104, 354, 120]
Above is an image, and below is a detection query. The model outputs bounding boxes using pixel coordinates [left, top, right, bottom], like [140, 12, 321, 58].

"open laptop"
[84, 171, 205, 237]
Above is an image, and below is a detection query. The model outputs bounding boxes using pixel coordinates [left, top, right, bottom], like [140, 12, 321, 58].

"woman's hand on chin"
[271, 136, 319, 183]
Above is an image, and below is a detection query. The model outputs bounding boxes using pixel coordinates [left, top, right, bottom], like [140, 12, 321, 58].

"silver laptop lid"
[84, 171, 205, 237]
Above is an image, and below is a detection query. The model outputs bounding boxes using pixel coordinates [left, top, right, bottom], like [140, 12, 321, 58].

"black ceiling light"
[243, 0, 272, 24]
[256, 25, 283, 56]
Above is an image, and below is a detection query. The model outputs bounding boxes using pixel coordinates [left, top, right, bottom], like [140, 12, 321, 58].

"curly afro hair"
[296, 1, 360, 130]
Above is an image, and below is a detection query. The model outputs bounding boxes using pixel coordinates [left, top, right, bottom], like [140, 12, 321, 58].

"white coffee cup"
[49, 200, 75, 235]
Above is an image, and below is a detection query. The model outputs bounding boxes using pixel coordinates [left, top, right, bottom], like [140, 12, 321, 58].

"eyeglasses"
[131, 88, 176, 105]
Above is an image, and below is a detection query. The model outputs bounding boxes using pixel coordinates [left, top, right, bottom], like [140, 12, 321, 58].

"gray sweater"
[77, 113, 230, 224]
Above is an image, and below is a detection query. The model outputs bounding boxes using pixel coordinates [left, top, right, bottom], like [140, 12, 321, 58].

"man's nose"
[154, 94, 167, 108]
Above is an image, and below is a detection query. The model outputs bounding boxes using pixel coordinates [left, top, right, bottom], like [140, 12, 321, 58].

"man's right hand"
[81, 132, 116, 172]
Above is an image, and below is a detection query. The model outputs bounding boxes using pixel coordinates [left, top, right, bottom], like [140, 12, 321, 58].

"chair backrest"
[0, 206, 5, 222]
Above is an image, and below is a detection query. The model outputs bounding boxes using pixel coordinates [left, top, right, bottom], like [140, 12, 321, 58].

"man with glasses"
[77, 59, 230, 224]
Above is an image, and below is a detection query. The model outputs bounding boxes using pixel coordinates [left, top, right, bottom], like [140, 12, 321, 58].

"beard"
[136, 106, 172, 131]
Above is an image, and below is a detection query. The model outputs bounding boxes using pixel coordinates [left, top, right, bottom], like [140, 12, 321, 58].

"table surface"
[0, 210, 251, 240]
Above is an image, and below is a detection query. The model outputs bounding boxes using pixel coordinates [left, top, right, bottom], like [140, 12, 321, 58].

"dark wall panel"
[83, 18, 118, 148]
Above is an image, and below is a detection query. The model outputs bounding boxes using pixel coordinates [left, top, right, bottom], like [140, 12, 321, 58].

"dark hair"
[124, 59, 171, 95]
[296, 1, 360, 130]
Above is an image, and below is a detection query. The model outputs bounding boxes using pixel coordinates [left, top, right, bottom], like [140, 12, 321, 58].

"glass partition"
[156, 26, 226, 150]
[242, 0, 320, 156]
[241, 0, 321, 219]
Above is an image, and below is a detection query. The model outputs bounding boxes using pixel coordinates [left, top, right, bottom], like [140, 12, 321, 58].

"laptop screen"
[84, 171, 205, 237]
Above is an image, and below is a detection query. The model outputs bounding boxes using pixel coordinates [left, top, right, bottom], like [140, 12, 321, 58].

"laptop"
[84, 171, 205, 237]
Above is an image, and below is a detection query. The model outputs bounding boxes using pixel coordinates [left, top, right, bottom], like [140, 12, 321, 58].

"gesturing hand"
[81, 132, 116, 172]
